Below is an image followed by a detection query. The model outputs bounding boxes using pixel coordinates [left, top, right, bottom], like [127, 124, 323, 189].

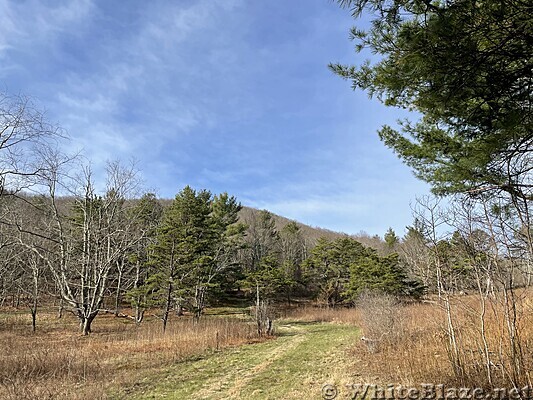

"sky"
[0, 0, 432, 237]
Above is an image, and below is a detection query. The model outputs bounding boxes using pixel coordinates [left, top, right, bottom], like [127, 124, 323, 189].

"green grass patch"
[115, 320, 360, 400]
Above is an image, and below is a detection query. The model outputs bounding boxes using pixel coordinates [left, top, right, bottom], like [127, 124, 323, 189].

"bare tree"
[414, 192, 533, 388]
[65, 162, 143, 334]
[0, 200, 18, 306]
[0, 92, 66, 313]
[410, 196, 464, 380]
[0, 92, 64, 195]
[16, 156, 146, 335]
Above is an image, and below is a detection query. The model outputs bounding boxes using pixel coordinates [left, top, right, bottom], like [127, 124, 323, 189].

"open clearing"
[116, 321, 360, 399]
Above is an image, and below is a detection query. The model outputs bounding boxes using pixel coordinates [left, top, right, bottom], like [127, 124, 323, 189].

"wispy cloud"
[0, 0, 432, 235]
[0, 0, 94, 59]
[46, 0, 251, 168]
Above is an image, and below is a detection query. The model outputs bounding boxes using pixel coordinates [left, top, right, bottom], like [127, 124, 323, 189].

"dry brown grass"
[5, 292, 533, 399]
[287, 290, 533, 389]
[0, 308, 261, 399]
[284, 305, 360, 325]
[350, 299, 455, 385]
[353, 291, 533, 388]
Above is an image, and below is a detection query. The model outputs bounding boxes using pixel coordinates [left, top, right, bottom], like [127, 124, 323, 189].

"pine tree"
[126, 193, 163, 323]
[345, 253, 425, 299]
[384, 227, 399, 252]
[303, 237, 370, 306]
[331, 0, 532, 200]
[148, 186, 212, 331]
[142, 187, 246, 329]
[196, 192, 246, 315]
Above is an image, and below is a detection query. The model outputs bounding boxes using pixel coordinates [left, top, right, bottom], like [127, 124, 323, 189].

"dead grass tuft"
[285, 305, 360, 325]
[0, 308, 260, 399]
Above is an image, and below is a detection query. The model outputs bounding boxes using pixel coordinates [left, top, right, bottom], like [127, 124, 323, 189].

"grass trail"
[118, 320, 360, 399]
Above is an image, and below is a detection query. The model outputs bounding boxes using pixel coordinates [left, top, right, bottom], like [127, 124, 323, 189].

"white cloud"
[42, 1, 248, 180]
[0, 0, 433, 234]
[0, 1, 21, 58]
[0, 0, 94, 59]
[57, 92, 118, 116]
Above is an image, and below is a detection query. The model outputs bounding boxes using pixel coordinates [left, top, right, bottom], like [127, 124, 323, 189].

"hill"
[238, 206, 386, 251]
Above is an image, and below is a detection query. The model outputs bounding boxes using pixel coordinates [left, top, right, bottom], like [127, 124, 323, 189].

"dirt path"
[122, 321, 360, 400]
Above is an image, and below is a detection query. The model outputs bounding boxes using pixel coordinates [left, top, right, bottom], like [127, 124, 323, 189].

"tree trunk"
[80, 313, 97, 336]
[30, 305, 37, 333]
[30, 267, 39, 333]
[503, 285, 523, 387]
[114, 262, 123, 317]
[57, 298, 64, 319]
[135, 308, 145, 324]
[443, 293, 463, 380]
[132, 261, 146, 325]
[194, 285, 205, 322]
[255, 283, 273, 336]
[476, 272, 493, 386]
[162, 281, 173, 333]
[175, 302, 184, 316]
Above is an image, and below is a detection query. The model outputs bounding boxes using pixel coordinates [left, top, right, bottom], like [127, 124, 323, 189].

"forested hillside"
[0, 182, 420, 336]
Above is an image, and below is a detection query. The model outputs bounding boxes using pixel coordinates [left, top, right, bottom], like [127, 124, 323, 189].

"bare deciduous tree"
[17, 157, 146, 335]
[0, 92, 64, 195]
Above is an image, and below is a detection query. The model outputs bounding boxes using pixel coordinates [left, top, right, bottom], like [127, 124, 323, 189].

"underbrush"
[284, 305, 359, 325]
[287, 291, 533, 389]
[355, 292, 533, 388]
[0, 308, 260, 399]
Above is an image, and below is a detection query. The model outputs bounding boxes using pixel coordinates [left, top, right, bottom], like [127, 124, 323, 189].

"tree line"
[0, 166, 423, 335]
[0, 81, 532, 356]
[0, 92, 430, 335]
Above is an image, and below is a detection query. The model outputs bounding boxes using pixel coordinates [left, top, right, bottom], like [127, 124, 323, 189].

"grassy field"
[4, 292, 532, 399]
[0, 307, 261, 399]
[114, 320, 360, 399]
[0, 306, 362, 400]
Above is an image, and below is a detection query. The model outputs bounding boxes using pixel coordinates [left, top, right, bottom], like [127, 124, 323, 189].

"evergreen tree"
[126, 193, 163, 323]
[142, 187, 246, 328]
[306, 236, 425, 304]
[147, 186, 212, 331]
[303, 237, 370, 306]
[345, 253, 425, 299]
[198, 192, 246, 310]
[384, 227, 400, 252]
[331, 0, 532, 201]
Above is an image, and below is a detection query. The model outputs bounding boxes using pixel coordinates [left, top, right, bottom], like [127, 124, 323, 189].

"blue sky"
[0, 0, 431, 236]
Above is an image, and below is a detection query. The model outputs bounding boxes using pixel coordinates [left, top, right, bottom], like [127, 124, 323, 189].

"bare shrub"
[346, 299, 454, 385]
[253, 300, 274, 336]
[356, 291, 404, 352]
[348, 291, 533, 388]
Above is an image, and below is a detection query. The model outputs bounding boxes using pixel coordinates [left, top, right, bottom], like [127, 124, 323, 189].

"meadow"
[2, 292, 532, 399]
[0, 307, 260, 399]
